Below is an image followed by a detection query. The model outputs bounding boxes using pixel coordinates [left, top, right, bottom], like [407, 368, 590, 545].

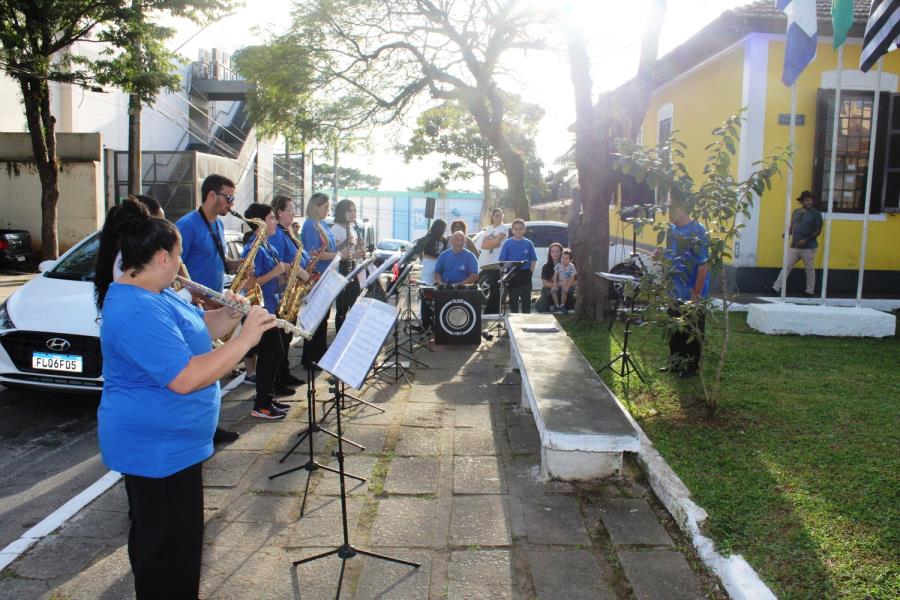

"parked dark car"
[0, 229, 33, 269]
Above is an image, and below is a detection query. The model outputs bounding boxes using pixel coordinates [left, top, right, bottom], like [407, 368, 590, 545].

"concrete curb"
[613, 404, 777, 599]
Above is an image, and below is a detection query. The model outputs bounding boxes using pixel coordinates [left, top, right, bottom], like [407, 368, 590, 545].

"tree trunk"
[20, 77, 60, 260]
[128, 94, 142, 195]
[562, 0, 666, 319]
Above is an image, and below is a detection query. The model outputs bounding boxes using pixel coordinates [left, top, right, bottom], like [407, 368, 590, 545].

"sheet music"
[318, 298, 399, 389]
[596, 271, 640, 283]
[363, 251, 401, 288]
[298, 269, 349, 332]
[348, 257, 375, 282]
[326, 253, 342, 273]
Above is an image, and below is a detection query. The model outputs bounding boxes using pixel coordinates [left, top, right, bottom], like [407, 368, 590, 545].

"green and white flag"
[832, 0, 854, 48]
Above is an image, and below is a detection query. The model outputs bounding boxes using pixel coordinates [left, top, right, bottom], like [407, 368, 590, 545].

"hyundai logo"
[46, 338, 71, 352]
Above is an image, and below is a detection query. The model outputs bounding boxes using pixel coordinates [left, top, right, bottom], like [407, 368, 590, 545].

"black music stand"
[269, 270, 364, 516]
[596, 271, 645, 383]
[383, 262, 428, 368]
[482, 260, 525, 341]
[292, 299, 419, 596]
[369, 263, 418, 386]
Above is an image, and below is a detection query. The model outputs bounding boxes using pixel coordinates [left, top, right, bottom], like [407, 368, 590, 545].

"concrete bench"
[505, 313, 640, 481]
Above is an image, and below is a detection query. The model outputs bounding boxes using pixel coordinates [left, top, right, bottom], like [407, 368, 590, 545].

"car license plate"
[16, 255, 25, 262]
[32, 352, 83, 373]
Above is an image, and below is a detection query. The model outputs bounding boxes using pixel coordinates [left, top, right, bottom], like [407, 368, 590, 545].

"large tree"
[560, 0, 667, 319]
[399, 94, 543, 220]
[0, 0, 229, 258]
[288, 0, 546, 219]
[312, 163, 381, 191]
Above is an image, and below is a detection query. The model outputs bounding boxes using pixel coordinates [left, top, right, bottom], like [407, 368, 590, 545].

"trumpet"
[175, 275, 313, 340]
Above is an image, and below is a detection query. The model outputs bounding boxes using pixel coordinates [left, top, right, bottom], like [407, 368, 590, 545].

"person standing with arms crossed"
[476, 208, 509, 314]
[498, 218, 537, 313]
[174, 174, 243, 444]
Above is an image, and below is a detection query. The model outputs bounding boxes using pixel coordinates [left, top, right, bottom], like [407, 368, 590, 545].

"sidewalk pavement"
[0, 334, 724, 599]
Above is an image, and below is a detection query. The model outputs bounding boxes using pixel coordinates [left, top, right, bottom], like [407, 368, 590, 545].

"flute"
[174, 275, 314, 340]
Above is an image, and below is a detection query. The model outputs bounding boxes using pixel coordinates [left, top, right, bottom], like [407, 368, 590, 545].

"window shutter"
[812, 89, 829, 209]
[869, 91, 891, 213]
[880, 93, 900, 212]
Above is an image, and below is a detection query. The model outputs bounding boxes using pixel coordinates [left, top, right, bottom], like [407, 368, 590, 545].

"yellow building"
[622, 0, 899, 293]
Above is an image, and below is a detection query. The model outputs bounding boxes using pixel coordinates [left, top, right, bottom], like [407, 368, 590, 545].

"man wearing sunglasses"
[176, 174, 242, 294]
[176, 174, 244, 444]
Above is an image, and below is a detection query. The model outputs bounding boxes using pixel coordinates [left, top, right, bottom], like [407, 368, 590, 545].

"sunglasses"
[217, 192, 235, 203]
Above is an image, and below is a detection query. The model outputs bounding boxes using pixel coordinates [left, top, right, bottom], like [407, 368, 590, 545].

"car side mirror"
[38, 259, 57, 273]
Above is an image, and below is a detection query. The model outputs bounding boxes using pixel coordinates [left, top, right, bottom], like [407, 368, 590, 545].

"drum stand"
[269, 364, 366, 516]
[292, 381, 419, 596]
[482, 267, 515, 341]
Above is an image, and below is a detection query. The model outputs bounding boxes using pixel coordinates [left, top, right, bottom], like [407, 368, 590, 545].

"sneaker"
[272, 399, 291, 411]
[549, 305, 559, 313]
[251, 407, 286, 420]
[242, 373, 256, 385]
[282, 373, 305, 386]
[561, 307, 569, 315]
[274, 384, 296, 397]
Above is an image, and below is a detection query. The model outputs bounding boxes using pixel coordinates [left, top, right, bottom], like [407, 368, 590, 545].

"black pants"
[507, 270, 533, 313]
[667, 304, 706, 373]
[335, 276, 361, 332]
[124, 462, 204, 600]
[302, 308, 329, 368]
[480, 269, 501, 314]
[255, 327, 289, 410]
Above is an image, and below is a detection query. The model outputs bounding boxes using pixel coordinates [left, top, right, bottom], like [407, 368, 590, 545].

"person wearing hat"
[772, 190, 823, 297]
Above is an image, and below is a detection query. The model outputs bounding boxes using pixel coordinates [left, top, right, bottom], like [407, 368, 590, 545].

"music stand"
[482, 260, 526, 341]
[293, 299, 419, 597]
[596, 271, 645, 383]
[269, 270, 365, 514]
[369, 263, 418, 386]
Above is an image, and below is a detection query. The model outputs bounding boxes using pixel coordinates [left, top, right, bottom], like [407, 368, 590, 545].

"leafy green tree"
[286, 0, 547, 220]
[399, 95, 543, 221]
[312, 163, 381, 191]
[0, 0, 230, 258]
[614, 113, 792, 416]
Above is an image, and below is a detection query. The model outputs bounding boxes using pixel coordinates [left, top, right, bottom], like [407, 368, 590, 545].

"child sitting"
[551, 249, 577, 313]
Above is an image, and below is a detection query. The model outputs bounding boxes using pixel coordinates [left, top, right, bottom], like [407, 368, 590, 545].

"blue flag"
[777, 0, 818, 86]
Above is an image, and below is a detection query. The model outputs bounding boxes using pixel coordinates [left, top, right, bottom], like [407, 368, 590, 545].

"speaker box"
[424, 196, 436, 219]
[434, 287, 482, 345]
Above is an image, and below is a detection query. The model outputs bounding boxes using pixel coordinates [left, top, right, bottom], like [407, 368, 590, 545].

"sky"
[168, 0, 751, 191]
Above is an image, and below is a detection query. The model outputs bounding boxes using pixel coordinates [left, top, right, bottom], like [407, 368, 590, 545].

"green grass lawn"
[561, 312, 899, 600]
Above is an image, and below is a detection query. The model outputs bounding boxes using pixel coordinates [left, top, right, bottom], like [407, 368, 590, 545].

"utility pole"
[127, 0, 142, 196]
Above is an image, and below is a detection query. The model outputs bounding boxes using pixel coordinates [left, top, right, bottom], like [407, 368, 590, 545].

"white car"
[373, 238, 411, 266]
[473, 220, 570, 289]
[0, 229, 244, 393]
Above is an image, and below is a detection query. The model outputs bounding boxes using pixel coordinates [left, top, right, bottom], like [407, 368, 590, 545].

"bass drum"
[434, 287, 482, 345]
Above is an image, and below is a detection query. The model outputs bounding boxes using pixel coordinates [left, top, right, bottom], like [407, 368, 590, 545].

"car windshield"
[378, 240, 404, 251]
[46, 232, 99, 281]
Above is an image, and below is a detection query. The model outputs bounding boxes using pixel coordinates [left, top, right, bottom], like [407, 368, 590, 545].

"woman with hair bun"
[94, 198, 276, 599]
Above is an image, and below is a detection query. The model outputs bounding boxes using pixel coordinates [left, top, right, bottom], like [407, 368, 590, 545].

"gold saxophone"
[277, 239, 322, 323]
[228, 209, 266, 306]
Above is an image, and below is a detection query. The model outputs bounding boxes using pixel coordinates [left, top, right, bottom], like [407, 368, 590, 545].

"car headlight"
[0, 300, 13, 329]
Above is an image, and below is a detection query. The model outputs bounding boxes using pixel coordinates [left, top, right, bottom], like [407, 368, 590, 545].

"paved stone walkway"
[0, 335, 724, 599]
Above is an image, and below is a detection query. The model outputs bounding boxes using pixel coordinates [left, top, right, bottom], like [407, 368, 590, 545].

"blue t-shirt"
[242, 236, 283, 315]
[300, 219, 336, 275]
[98, 284, 218, 478]
[434, 248, 479, 284]
[498, 237, 538, 271]
[665, 220, 710, 300]
[270, 226, 310, 269]
[176, 210, 226, 292]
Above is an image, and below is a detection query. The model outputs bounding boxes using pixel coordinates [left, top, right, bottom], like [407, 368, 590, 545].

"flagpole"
[780, 82, 797, 302]
[820, 45, 843, 304]
[856, 57, 883, 306]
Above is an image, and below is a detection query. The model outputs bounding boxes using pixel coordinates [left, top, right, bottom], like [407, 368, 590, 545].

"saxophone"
[228, 209, 267, 306]
[277, 243, 322, 323]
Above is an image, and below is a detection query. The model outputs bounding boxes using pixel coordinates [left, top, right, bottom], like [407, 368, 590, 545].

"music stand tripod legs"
[269, 364, 367, 516]
[482, 268, 514, 341]
[292, 381, 419, 597]
[598, 316, 646, 383]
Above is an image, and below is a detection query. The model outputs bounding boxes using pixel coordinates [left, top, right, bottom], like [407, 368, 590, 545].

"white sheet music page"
[319, 298, 398, 389]
[364, 251, 401, 288]
[298, 269, 349, 333]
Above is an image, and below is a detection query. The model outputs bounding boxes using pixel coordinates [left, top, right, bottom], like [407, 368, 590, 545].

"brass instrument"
[174, 276, 313, 340]
[228, 209, 267, 306]
[277, 226, 322, 323]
